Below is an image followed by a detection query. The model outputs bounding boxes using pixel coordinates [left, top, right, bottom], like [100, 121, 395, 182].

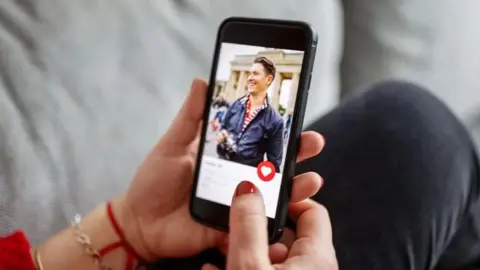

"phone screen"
[195, 42, 305, 219]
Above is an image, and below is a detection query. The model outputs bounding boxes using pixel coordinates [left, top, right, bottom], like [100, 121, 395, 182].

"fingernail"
[234, 181, 257, 197]
[191, 79, 198, 88]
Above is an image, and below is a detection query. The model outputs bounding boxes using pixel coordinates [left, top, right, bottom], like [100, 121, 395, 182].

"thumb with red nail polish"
[234, 180, 257, 196]
[227, 181, 270, 268]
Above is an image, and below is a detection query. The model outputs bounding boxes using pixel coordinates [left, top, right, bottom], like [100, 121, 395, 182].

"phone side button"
[307, 74, 312, 90]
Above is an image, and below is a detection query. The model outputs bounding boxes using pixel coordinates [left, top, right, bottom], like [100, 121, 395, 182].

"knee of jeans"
[301, 81, 479, 270]
[303, 80, 476, 205]
[360, 80, 470, 150]
[365, 80, 477, 180]
[363, 80, 451, 120]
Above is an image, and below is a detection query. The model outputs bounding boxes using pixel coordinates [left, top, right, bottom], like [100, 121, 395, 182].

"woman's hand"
[114, 78, 325, 261]
[204, 182, 338, 270]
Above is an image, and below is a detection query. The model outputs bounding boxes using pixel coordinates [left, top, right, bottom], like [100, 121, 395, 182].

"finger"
[188, 125, 203, 159]
[217, 235, 228, 255]
[268, 243, 289, 264]
[220, 239, 289, 264]
[228, 181, 270, 268]
[289, 199, 333, 248]
[201, 264, 220, 270]
[278, 227, 296, 249]
[218, 244, 228, 256]
[290, 172, 323, 203]
[278, 201, 336, 269]
[288, 199, 318, 222]
[163, 78, 208, 146]
[296, 131, 325, 163]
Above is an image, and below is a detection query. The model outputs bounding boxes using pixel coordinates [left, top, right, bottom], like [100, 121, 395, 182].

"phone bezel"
[189, 17, 318, 242]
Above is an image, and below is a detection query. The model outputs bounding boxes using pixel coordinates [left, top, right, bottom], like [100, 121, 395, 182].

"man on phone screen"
[216, 56, 284, 173]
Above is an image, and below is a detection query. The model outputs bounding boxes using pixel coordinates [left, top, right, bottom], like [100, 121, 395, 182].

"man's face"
[247, 63, 273, 95]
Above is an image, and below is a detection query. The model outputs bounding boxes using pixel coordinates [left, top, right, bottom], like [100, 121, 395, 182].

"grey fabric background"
[0, 0, 342, 244]
[1, 0, 479, 247]
[341, 0, 480, 121]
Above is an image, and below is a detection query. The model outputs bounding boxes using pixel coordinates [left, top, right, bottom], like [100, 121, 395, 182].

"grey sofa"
[0, 0, 479, 249]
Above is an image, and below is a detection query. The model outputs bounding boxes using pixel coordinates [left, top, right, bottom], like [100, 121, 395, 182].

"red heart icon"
[256, 161, 276, 182]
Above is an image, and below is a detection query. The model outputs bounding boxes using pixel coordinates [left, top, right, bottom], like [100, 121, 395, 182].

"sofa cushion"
[0, 0, 341, 243]
[341, 0, 480, 124]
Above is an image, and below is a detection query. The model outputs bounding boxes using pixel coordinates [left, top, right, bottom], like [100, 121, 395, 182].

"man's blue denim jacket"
[221, 95, 284, 172]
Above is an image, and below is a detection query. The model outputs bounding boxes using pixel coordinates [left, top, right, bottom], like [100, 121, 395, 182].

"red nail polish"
[235, 181, 257, 197]
[247, 182, 256, 193]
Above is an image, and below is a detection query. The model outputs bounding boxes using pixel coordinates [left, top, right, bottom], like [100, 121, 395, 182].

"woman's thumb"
[162, 78, 207, 146]
[227, 181, 270, 268]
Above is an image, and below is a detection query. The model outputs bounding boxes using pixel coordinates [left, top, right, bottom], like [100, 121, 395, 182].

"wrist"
[37, 204, 127, 270]
[111, 195, 157, 262]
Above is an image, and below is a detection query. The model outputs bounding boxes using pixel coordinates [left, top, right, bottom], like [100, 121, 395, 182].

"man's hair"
[253, 56, 276, 82]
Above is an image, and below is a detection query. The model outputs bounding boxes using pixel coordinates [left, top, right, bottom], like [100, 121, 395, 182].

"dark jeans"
[151, 81, 480, 270]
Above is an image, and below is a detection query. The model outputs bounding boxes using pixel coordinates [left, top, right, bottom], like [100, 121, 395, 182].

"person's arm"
[0, 200, 135, 270]
[33, 200, 141, 270]
[266, 119, 284, 173]
[220, 101, 235, 131]
[216, 106, 230, 143]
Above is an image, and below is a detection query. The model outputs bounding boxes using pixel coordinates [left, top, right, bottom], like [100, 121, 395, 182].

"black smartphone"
[189, 17, 317, 243]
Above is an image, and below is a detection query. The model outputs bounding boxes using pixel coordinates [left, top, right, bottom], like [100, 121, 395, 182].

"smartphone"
[189, 17, 317, 243]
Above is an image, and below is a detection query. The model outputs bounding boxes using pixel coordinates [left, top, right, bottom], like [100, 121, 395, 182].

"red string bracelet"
[97, 239, 136, 270]
[105, 201, 147, 270]
[98, 241, 123, 257]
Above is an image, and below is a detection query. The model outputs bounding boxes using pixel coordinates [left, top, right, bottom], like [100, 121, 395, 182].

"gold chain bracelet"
[31, 248, 44, 270]
[71, 214, 113, 270]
